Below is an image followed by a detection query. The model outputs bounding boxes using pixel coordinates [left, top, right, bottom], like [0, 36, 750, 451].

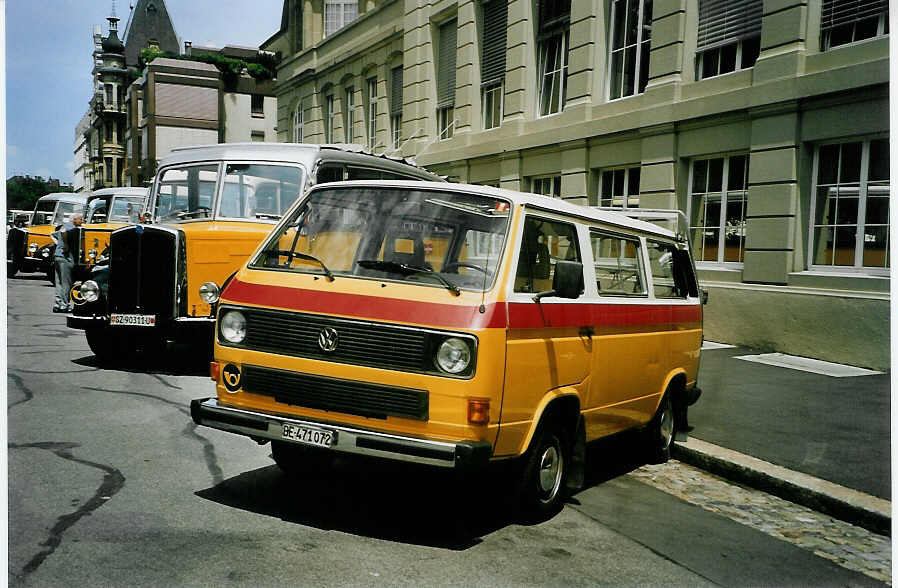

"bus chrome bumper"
[190, 397, 492, 470]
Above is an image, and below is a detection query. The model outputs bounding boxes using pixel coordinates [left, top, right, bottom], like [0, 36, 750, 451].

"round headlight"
[88, 249, 98, 260]
[40, 248, 50, 258]
[199, 282, 221, 304]
[28, 242, 38, 254]
[220, 310, 246, 343]
[80, 280, 100, 303]
[436, 338, 472, 374]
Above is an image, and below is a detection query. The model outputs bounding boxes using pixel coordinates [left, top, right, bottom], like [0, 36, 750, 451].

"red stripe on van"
[506, 302, 701, 329]
[222, 278, 506, 329]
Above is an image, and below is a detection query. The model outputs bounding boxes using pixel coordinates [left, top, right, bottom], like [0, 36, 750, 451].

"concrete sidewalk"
[675, 344, 891, 535]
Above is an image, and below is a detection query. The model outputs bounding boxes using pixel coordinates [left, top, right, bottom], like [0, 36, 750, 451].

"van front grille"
[243, 365, 428, 421]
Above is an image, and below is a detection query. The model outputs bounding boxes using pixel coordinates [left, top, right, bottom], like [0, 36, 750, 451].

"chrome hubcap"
[537, 442, 562, 501]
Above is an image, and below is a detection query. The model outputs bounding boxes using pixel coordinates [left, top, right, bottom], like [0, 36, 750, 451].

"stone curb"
[672, 437, 891, 537]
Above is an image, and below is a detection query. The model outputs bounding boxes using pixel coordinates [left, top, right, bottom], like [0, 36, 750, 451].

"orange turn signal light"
[467, 398, 490, 425]
[209, 361, 220, 382]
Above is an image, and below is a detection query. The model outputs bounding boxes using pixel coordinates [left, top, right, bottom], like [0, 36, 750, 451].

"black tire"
[645, 394, 676, 464]
[517, 418, 570, 519]
[85, 327, 126, 363]
[8, 257, 19, 277]
[47, 264, 56, 285]
[271, 441, 333, 476]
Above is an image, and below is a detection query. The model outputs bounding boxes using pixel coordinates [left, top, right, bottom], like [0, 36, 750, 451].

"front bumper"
[191, 397, 493, 470]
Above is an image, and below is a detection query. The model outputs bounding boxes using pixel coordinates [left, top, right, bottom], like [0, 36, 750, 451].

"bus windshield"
[253, 186, 511, 292]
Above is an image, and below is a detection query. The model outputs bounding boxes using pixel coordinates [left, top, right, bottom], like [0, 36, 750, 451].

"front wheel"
[517, 419, 569, 519]
[645, 394, 675, 464]
[85, 327, 126, 363]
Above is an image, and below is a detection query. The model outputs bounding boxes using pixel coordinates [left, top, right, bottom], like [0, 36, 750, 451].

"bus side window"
[647, 240, 695, 298]
[317, 164, 345, 184]
[591, 230, 646, 296]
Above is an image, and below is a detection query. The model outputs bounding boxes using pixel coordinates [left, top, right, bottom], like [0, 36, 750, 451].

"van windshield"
[153, 163, 304, 223]
[253, 186, 511, 291]
[32, 199, 57, 226]
[108, 196, 145, 222]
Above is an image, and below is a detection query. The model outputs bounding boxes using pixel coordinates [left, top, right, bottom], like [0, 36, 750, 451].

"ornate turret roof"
[122, 0, 180, 66]
[102, 16, 125, 54]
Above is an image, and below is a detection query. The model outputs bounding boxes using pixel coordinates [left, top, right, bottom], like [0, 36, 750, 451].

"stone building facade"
[273, 0, 891, 368]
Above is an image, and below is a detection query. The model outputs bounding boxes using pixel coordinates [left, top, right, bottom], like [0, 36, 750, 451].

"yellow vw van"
[67, 144, 441, 361]
[191, 181, 704, 516]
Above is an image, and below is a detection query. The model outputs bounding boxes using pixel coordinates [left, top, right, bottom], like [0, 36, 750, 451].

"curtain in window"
[697, 0, 763, 51]
[820, 0, 888, 34]
[437, 20, 458, 109]
[481, 0, 508, 87]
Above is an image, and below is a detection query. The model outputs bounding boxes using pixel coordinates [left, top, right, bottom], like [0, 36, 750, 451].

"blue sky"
[6, 0, 283, 183]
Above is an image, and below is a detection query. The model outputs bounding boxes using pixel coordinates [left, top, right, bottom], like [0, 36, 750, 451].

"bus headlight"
[220, 310, 246, 343]
[88, 249, 98, 261]
[28, 242, 38, 254]
[199, 282, 221, 304]
[435, 337, 472, 374]
[40, 247, 51, 258]
[80, 280, 100, 303]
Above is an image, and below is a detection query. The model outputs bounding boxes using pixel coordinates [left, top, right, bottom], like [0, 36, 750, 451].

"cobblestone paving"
[630, 461, 892, 584]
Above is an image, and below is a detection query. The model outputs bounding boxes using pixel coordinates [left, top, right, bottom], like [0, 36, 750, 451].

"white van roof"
[310, 180, 680, 240]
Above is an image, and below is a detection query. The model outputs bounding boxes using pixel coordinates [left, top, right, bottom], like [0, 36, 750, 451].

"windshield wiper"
[357, 259, 460, 296]
[263, 249, 334, 281]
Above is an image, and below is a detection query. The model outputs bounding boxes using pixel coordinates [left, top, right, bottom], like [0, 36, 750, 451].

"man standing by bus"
[51, 212, 83, 312]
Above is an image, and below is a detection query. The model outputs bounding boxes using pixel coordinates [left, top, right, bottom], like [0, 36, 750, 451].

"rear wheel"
[645, 394, 675, 464]
[271, 441, 333, 476]
[517, 418, 570, 519]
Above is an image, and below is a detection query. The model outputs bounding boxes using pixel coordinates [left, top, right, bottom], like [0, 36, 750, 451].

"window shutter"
[696, 0, 763, 51]
[481, 0, 508, 87]
[821, 0, 888, 33]
[390, 66, 403, 116]
[437, 19, 458, 108]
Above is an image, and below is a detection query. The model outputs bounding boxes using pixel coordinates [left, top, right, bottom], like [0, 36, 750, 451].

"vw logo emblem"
[318, 327, 339, 352]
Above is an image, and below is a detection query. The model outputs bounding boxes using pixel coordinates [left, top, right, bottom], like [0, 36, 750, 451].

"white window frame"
[438, 106, 455, 140]
[366, 77, 377, 150]
[686, 153, 749, 266]
[324, 0, 358, 37]
[597, 166, 641, 208]
[292, 101, 304, 143]
[607, 0, 652, 101]
[482, 81, 503, 130]
[822, 4, 889, 50]
[391, 114, 402, 149]
[324, 94, 334, 143]
[807, 138, 890, 274]
[532, 175, 562, 198]
[537, 30, 569, 117]
[696, 37, 761, 80]
[344, 86, 355, 143]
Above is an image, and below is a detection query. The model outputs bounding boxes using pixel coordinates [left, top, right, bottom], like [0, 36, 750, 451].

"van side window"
[317, 164, 345, 184]
[647, 240, 694, 298]
[347, 166, 383, 180]
[514, 217, 581, 293]
[590, 230, 646, 296]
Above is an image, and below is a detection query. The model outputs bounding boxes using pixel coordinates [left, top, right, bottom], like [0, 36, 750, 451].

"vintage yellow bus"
[191, 181, 704, 516]
[77, 187, 148, 274]
[8, 193, 88, 280]
[67, 143, 442, 361]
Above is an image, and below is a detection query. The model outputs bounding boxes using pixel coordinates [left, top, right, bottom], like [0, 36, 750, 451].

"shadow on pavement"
[196, 432, 656, 549]
[72, 342, 209, 377]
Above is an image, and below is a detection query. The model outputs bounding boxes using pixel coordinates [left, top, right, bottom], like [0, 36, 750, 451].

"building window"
[344, 86, 355, 143]
[821, 0, 889, 49]
[251, 94, 264, 116]
[324, 0, 358, 37]
[105, 84, 113, 105]
[437, 19, 458, 140]
[688, 154, 749, 264]
[324, 94, 334, 143]
[481, 0, 507, 129]
[608, 0, 652, 100]
[366, 77, 377, 150]
[537, 0, 570, 116]
[696, 0, 762, 79]
[809, 138, 889, 270]
[292, 101, 304, 142]
[390, 66, 403, 150]
[105, 158, 113, 182]
[251, 131, 265, 142]
[598, 166, 641, 208]
[105, 123, 113, 142]
[532, 176, 562, 197]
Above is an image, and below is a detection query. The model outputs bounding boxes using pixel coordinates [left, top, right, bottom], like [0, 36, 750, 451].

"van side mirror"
[533, 260, 584, 302]
[700, 288, 709, 305]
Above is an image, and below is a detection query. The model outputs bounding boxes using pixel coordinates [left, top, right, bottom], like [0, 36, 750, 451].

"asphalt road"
[6, 272, 886, 586]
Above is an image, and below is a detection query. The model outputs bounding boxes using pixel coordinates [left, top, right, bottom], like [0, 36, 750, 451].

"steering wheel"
[442, 261, 490, 276]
